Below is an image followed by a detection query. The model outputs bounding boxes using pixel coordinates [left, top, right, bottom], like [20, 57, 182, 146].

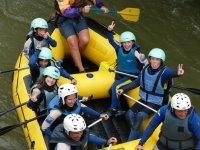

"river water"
[0, 0, 199, 149]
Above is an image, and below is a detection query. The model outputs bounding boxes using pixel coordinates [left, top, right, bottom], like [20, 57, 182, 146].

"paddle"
[90, 8, 140, 22]
[88, 118, 102, 128]
[109, 68, 138, 78]
[0, 111, 103, 136]
[0, 102, 28, 117]
[108, 144, 112, 150]
[0, 66, 29, 74]
[123, 94, 158, 114]
[0, 114, 46, 136]
[109, 69, 200, 95]
[172, 85, 200, 95]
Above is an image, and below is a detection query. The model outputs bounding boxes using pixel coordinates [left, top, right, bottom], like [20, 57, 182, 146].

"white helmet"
[58, 84, 78, 104]
[63, 114, 86, 135]
[171, 93, 191, 110]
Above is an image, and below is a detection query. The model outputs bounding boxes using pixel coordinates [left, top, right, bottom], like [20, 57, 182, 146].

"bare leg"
[78, 29, 90, 52]
[67, 35, 84, 72]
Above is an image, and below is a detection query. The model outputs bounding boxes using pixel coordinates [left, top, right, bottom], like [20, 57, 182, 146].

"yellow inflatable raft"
[12, 18, 160, 150]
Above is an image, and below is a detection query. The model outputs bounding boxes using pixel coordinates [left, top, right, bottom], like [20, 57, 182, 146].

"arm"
[80, 103, 100, 117]
[107, 31, 120, 52]
[161, 67, 180, 86]
[188, 111, 200, 149]
[135, 50, 148, 66]
[29, 50, 40, 81]
[139, 106, 167, 146]
[41, 109, 62, 136]
[88, 134, 107, 145]
[120, 74, 141, 92]
[23, 38, 32, 58]
[46, 33, 57, 47]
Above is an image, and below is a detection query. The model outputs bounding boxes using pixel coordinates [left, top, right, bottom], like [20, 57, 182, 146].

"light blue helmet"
[43, 66, 60, 79]
[120, 31, 136, 43]
[148, 48, 166, 62]
[38, 47, 52, 60]
[30, 18, 48, 30]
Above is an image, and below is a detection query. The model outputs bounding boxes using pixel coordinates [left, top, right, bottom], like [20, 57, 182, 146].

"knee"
[67, 38, 78, 49]
[125, 109, 135, 127]
[79, 36, 89, 46]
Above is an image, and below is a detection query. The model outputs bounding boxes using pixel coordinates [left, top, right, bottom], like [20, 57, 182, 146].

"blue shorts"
[57, 16, 88, 38]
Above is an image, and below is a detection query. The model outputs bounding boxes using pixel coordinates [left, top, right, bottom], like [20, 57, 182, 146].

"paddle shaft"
[90, 8, 140, 22]
[0, 102, 28, 117]
[0, 66, 29, 74]
[0, 114, 46, 136]
[123, 94, 158, 114]
[108, 144, 112, 150]
[109, 68, 138, 78]
[88, 118, 103, 128]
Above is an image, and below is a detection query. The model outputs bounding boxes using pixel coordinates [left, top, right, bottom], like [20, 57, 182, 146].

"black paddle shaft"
[0, 114, 46, 136]
[0, 102, 28, 117]
[172, 85, 200, 95]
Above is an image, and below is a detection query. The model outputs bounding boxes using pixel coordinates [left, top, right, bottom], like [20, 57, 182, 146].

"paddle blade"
[118, 8, 140, 22]
[173, 85, 200, 95]
[0, 124, 20, 136]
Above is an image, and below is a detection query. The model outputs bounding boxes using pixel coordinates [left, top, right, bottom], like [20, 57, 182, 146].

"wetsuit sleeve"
[29, 50, 40, 81]
[120, 74, 141, 92]
[80, 104, 100, 117]
[161, 67, 179, 85]
[46, 33, 57, 47]
[139, 105, 167, 145]
[188, 111, 200, 149]
[41, 109, 62, 136]
[107, 31, 120, 53]
[88, 134, 107, 145]
[59, 68, 73, 80]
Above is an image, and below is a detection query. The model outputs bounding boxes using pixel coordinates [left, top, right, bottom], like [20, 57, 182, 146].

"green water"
[0, 0, 199, 149]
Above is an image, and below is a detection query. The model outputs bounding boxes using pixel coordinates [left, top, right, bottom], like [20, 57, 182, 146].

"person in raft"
[23, 18, 57, 59]
[29, 47, 77, 84]
[106, 21, 148, 117]
[117, 48, 184, 141]
[54, 0, 108, 72]
[50, 114, 117, 150]
[135, 93, 200, 150]
[27, 66, 60, 114]
[41, 83, 109, 136]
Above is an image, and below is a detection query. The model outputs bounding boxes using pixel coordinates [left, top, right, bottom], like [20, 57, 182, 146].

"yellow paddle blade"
[118, 8, 140, 22]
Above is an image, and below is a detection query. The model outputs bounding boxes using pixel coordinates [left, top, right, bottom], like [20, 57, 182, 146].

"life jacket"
[50, 124, 89, 150]
[117, 44, 140, 74]
[54, 0, 94, 14]
[159, 107, 196, 149]
[139, 65, 166, 106]
[26, 31, 49, 56]
[47, 95, 81, 117]
[31, 84, 58, 111]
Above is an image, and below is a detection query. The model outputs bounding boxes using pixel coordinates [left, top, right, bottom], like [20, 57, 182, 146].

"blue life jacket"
[117, 44, 140, 74]
[139, 65, 166, 105]
[48, 95, 81, 116]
